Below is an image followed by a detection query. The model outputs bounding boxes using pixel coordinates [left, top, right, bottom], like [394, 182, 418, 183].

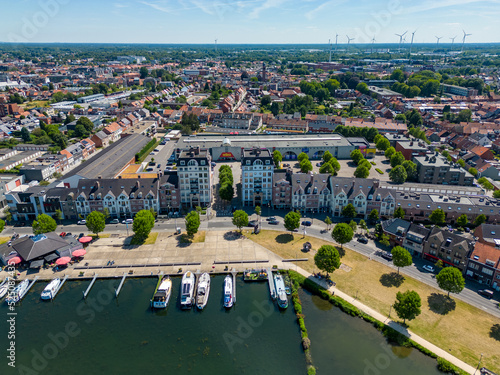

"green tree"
[341, 203, 357, 219]
[456, 214, 468, 228]
[354, 165, 370, 178]
[0, 219, 4, 234]
[457, 159, 465, 168]
[103, 208, 110, 221]
[402, 160, 417, 181]
[21, 127, 32, 142]
[429, 209, 446, 225]
[32, 214, 57, 235]
[329, 158, 341, 173]
[390, 152, 405, 168]
[376, 137, 390, 151]
[74, 124, 89, 138]
[300, 159, 313, 173]
[297, 152, 309, 162]
[232, 210, 249, 232]
[368, 209, 379, 223]
[391, 246, 413, 274]
[474, 214, 486, 227]
[4, 208, 12, 224]
[140, 66, 149, 79]
[76, 116, 94, 133]
[331, 223, 354, 249]
[391, 69, 405, 83]
[314, 245, 341, 276]
[393, 290, 422, 324]
[261, 95, 271, 107]
[468, 167, 478, 177]
[356, 82, 369, 95]
[457, 109, 472, 123]
[359, 219, 367, 233]
[493, 190, 500, 199]
[350, 149, 364, 165]
[273, 150, 282, 167]
[322, 151, 333, 163]
[348, 220, 357, 232]
[394, 207, 405, 219]
[185, 211, 201, 237]
[219, 183, 234, 202]
[389, 165, 407, 184]
[385, 146, 396, 160]
[359, 159, 372, 171]
[132, 209, 155, 240]
[85, 211, 106, 238]
[325, 216, 332, 230]
[254, 206, 261, 217]
[436, 267, 465, 297]
[284, 211, 301, 234]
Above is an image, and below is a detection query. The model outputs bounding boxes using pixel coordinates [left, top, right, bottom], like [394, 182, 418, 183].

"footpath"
[293, 265, 477, 375]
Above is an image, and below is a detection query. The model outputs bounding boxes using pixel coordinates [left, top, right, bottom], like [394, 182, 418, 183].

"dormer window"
[89, 194, 94, 200]
[138, 192, 143, 199]
[130, 192, 135, 199]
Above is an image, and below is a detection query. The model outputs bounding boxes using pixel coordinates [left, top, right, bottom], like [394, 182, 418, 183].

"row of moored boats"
[0, 278, 62, 304]
[151, 271, 235, 310]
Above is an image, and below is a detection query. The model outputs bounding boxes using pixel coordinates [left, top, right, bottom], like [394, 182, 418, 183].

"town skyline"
[1, 0, 500, 44]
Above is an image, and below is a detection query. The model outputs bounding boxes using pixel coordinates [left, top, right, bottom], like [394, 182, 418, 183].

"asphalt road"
[5, 217, 499, 318]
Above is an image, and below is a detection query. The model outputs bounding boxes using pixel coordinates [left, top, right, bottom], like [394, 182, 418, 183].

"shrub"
[307, 365, 316, 375]
[375, 168, 384, 174]
[437, 357, 466, 374]
[370, 161, 376, 165]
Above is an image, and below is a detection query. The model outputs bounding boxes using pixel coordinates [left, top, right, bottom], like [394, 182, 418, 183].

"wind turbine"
[371, 36, 376, 54]
[215, 38, 218, 57]
[335, 33, 339, 52]
[395, 31, 407, 51]
[461, 29, 472, 52]
[329, 39, 332, 62]
[450, 35, 457, 51]
[435, 36, 442, 48]
[409, 30, 417, 59]
[346, 35, 354, 51]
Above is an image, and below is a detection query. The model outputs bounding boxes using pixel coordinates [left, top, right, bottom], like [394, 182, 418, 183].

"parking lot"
[142, 139, 178, 173]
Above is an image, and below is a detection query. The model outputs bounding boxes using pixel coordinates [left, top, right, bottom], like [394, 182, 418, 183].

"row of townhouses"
[382, 219, 500, 291]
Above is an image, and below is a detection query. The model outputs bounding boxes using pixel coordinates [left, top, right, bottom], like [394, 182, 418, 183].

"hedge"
[135, 138, 158, 162]
[375, 168, 384, 174]
[288, 271, 468, 375]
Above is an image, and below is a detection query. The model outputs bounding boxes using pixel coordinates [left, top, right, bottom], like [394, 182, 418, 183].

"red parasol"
[8, 256, 22, 265]
[72, 249, 87, 257]
[55, 257, 71, 266]
[79, 236, 93, 244]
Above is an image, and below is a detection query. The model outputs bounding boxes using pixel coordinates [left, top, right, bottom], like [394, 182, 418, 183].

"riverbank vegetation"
[243, 230, 499, 372]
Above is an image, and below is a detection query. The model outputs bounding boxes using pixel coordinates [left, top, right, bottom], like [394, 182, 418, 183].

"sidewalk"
[292, 265, 477, 375]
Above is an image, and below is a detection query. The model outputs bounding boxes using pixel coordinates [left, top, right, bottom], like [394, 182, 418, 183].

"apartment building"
[466, 242, 500, 288]
[271, 169, 292, 209]
[177, 147, 212, 208]
[158, 172, 181, 214]
[291, 173, 331, 213]
[423, 227, 474, 273]
[241, 148, 274, 206]
[413, 154, 474, 186]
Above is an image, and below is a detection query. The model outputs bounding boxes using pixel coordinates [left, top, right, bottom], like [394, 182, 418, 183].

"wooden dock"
[267, 268, 276, 299]
[83, 274, 98, 299]
[231, 270, 237, 304]
[115, 273, 128, 298]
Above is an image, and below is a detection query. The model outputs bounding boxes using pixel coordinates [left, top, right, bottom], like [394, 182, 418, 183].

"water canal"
[1, 276, 442, 374]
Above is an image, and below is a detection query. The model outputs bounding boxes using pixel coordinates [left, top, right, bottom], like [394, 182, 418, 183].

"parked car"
[157, 164, 161, 168]
[78, 233, 85, 238]
[122, 218, 133, 224]
[422, 265, 435, 273]
[248, 220, 259, 227]
[65, 232, 72, 237]
[154, 148, 160, 152]
[266, 217, 277, 221]
[302, 220, 312, 226]
[77, 220, 86, 225]
[478, 289, 494, 299]
[59, 232, 67, 238]
[316, 163, 322, 167]
[268, 220, 279, 225]
[380, 252, 393, 261]
[357, 236, 368, 244]
[464, 227, 470, 233]
[109, 219, 119, 224]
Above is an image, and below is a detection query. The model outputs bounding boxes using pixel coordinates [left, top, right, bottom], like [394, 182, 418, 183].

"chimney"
[98, 175, 102, 179]
[138, 175, 141, 179]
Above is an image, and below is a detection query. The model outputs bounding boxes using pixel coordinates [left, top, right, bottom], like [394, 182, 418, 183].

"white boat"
[180, 271, 195, 309]
[151, 276, 172, 309]
[41, 278, 61, 300]
[196, 273, 211, 310]
[6, 279, 29, 304]
[223, 275, 233, 309]
[0, 278, 9, 299]
[274, 274, 288, 309]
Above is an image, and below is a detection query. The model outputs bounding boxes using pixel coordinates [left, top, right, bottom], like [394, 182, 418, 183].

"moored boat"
[223, 275, 233, 309]
[6, 279, 29, 304]
[195, 273, 210, 310]
[283, 273, 292, 295]
[41, 278, 61, 300]
[274, 274, 288, 309]
[180, 271, 195, 309]
[151, 276, 172, 309]
[0, 278, 9, 299]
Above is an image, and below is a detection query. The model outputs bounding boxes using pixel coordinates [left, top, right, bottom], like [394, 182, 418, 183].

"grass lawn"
[179, 231, 206, 244]
[0, 237, 10, 245]
[243, 229, 500, 372]
[22, 100, 49, 109]
[89, 233, 111, 239]
[130, 232, 158, 245]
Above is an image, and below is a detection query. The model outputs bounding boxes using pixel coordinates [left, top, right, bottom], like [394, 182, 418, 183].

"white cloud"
[139, 1, 173, 13]
[404, 0, 500, 15]
[249, 0, 288, 19]
[305, 0, 347, 20]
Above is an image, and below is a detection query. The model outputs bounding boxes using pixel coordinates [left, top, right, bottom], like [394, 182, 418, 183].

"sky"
[1, 0, 500, 44]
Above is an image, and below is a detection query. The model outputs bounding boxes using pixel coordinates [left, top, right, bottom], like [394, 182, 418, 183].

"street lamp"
[473, 353, 483, 375]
